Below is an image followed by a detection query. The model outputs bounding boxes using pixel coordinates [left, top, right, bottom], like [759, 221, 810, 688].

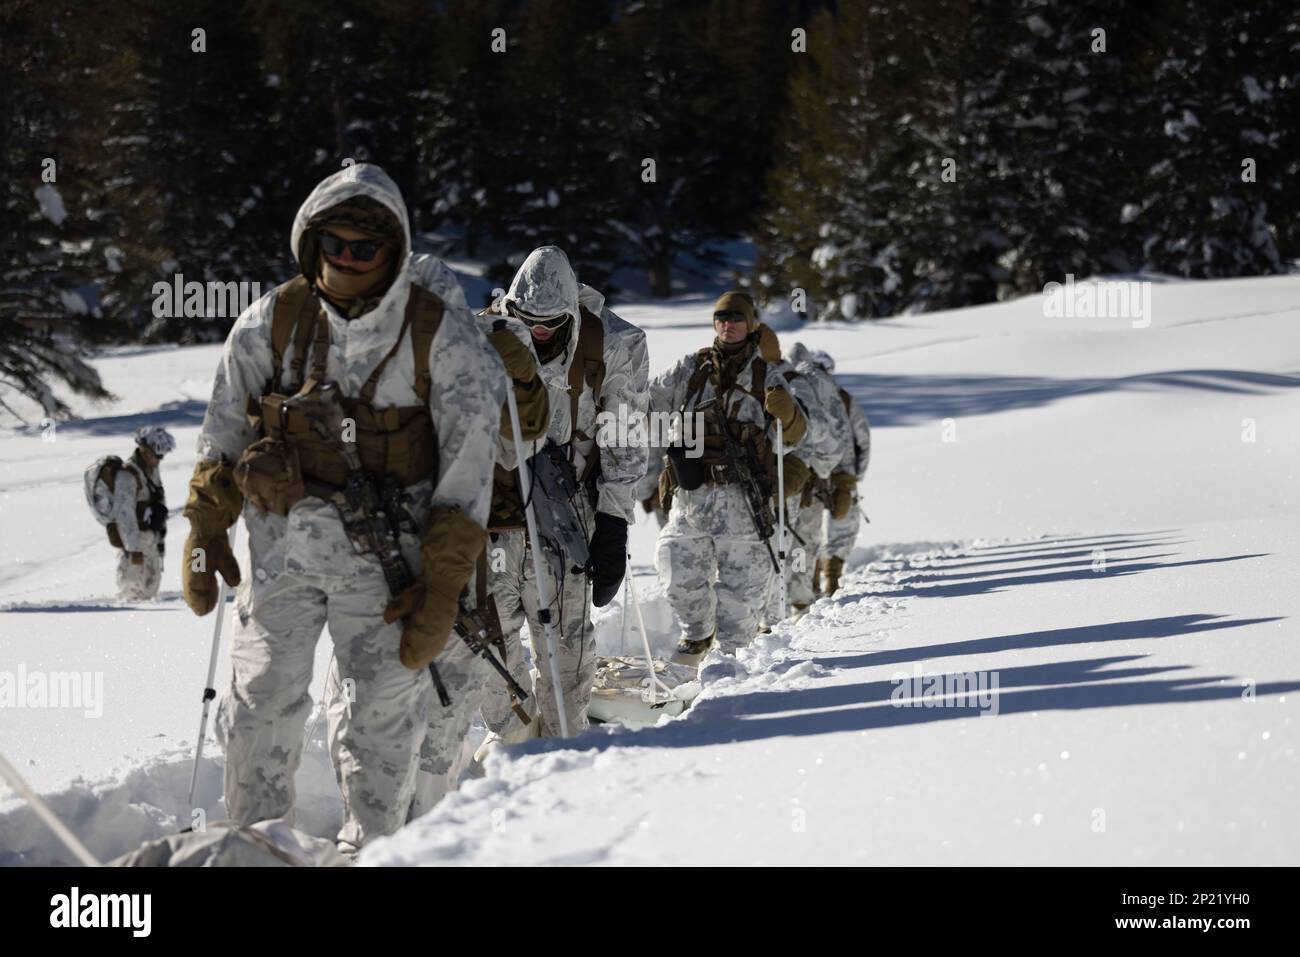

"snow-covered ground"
[2, 274, 1298, 865]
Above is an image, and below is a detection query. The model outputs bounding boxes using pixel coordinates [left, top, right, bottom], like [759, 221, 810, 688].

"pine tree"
[0, 0, 119, 419]
[1129, 0, 1287, 277]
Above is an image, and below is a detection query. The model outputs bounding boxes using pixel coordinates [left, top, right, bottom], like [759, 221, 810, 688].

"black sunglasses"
[713, 310, 749, 325]
[318, 231, 388, 262]
[508, 301, 572, 330]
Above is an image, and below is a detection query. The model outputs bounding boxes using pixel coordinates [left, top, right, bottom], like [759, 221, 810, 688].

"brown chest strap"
[268, 278, 444, 404]
[685, 348, 770, 421]
[568, 306, 606, 441]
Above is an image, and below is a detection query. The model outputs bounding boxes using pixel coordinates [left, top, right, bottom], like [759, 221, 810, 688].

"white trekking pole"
[0, 752, 102, 866]
[775, 418, 787, 619]
[624, 546, 672, 704]
[188, 523, 239, 810]
[503, 366, 570, 737]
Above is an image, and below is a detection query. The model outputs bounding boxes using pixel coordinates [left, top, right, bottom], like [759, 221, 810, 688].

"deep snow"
[2, 273, 1298, 865]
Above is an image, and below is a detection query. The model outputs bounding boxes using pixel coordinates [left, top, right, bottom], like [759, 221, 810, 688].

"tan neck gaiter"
[317, 256, 394, 316]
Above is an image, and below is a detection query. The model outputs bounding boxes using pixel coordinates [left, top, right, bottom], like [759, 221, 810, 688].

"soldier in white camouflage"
[475, 246, 650, 743]
[403, 252, 551, 812]
[110, 426, 175, 600]
[763, 342, 852, 619]
[647, 292, 832, 659]
[809, 350, 872, 596]
[182, 163, 507, 854]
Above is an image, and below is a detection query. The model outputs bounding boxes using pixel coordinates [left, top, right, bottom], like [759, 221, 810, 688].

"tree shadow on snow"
[851, 530, 1267, 601]
[519, 609, 1289, 755]
[838, 369, 1300, 427]
[808, 613, 1282, 672]
[961, 530, 1181, 552]
[26, 399, 209, 436]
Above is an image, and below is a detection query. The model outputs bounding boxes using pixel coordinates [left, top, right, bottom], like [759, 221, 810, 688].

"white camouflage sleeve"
[409, 253, 469, 313]
[195, 293, 277, 465]
[848, 396, 872, 476]
[426, 306, 508, 527]
[594, 313, 649, 522]
[110, 468, 143, 552]
[638, 352, 697, 497]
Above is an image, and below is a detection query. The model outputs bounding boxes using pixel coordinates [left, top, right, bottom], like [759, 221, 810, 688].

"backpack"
[84, 455, 127, 526]
[85, 455, 136, 548]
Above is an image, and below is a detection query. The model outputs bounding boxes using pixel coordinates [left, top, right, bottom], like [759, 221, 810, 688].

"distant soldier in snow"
[763, 342, 852, 619]
[94, 426, 174, 600]
[809, 350, 871, 597]
[473, 246, 650, 749]
[647, 291, 831, 661]
[183, 164, 506, 855]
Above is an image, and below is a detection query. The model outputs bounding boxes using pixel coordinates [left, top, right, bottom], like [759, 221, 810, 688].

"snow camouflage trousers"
[115, 533, 162, 600]
[821, 490, 861, 561]
[479, 502, 598, 739]
[215, 497, 439, 852]
[655, 483, 773, 654]
[765, 497, 824, 617]
[407, 585, 491, 819]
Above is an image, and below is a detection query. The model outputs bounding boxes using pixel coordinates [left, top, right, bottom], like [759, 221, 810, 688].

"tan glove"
[658, 466, 676, 514]
[781, 454, 811, 497]
[384, 507, 487, 670]
[487, 328, 538, 382]
[181, 460, 244, 616]
[499, 375, 549, 442]
[489, 322, 549, 440]
[830, 471, 857, 519]
[764, 387, 807, 444]
[756, 322, 782, 362]
[129, 551, 144, 566]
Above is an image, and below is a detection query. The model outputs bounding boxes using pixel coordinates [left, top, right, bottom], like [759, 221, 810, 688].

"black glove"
[587, 512, 628, 608]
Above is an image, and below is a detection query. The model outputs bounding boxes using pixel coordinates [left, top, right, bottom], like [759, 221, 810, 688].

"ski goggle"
[317, 231, 389, 262]
[508, 302, 572, 330]
[713, 310, 749, 325]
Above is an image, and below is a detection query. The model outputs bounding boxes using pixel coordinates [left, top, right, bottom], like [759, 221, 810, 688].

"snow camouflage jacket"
[194, 165, 507, 554]
[787, 342, 852, 480]
[109, 454, 166, 553]
[839, 384, 872, 478]
[645, 336, 831, 489]
[489, 247, 650, 524]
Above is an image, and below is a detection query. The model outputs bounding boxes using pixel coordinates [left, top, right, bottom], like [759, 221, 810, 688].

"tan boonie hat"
[712, 290, 758, 331]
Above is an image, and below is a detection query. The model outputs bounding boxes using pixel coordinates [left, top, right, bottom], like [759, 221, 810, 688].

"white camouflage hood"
[502, 245, 579, 322]
[289, 163, 412, 316]
[502, 246, 601, 386]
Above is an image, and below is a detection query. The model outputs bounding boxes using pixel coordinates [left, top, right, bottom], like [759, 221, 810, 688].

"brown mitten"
[657, 466, 675, 514]
[181, 460, 244, 616]
[830, 471, 857, 519]
[487, 328, 537, 381]
[755, 322, 782, 362]
[781, 454, 811, 498]
[764, 387, 807, 444]
[385, 507, 487, 670]
[498, 375, 549, 442]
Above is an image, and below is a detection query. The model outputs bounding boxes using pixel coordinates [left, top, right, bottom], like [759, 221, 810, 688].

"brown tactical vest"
[680, 346, 778, 480]
[247, 276, 444, 491]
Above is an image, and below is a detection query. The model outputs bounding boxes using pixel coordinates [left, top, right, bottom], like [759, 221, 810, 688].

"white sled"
[588, 655, 700, 726]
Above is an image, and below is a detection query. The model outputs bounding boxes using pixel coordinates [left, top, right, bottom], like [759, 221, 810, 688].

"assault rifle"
[694, 397, 780, 574]
[528, 441, 591, 580]
[286, 383, 529, 709]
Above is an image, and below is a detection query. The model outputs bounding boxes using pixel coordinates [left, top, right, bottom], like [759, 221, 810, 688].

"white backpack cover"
[84, 455, 128, 526]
